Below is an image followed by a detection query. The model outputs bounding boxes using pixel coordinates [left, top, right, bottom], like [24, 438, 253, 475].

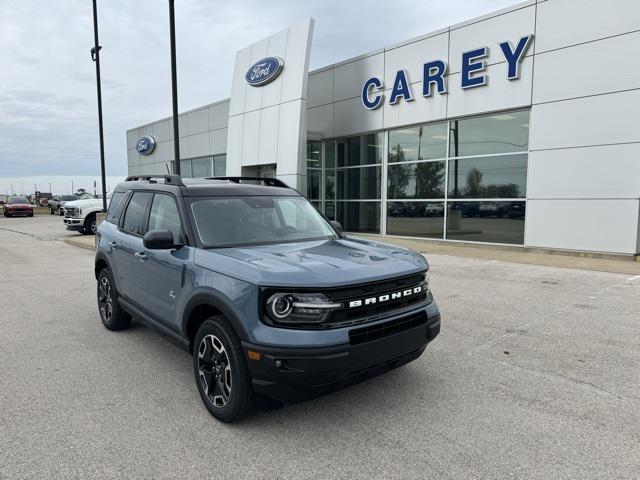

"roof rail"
[125, 175, 184, 186]
[207, 176, 290, 188]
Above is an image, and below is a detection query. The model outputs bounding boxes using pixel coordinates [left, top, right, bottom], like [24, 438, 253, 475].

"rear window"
[107, 192, 127, 224]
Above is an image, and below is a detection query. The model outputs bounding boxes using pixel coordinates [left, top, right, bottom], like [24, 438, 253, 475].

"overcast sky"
[0, 0, 518, 191]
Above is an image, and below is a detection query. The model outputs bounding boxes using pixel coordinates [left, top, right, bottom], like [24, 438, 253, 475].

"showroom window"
[179, 154, 226, 178]
[307, 109, 529, 244]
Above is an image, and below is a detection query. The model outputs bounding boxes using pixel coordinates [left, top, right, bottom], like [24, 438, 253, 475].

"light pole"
[169, 0, 181, 175]
[91, 0, 108, 212]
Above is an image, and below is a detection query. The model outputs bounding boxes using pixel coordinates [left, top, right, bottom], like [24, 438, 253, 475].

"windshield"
[190, 196, 337, 248]
[61, 195, 77, 201]
[8, 196, 29, 204]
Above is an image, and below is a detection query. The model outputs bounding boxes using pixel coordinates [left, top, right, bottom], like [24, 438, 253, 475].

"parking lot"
[1, 215, 638, 479]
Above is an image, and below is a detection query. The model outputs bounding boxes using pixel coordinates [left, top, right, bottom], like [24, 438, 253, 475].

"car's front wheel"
[97, 268, 131, 331]
[193, 317, 253, 422]
[83, 213, 97, 235]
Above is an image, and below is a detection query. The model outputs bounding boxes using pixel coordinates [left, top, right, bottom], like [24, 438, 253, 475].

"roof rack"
[125, 175, 184, 186]
[207, 176, 290, 188]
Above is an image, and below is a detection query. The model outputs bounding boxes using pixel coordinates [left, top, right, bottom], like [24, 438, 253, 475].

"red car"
[3, 196, 34, 217]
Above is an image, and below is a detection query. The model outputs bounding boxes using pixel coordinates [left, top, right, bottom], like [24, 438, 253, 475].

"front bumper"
[242, 308, 441, 403]
[5, 209, 32, 216]
[64, 217, 83, 230]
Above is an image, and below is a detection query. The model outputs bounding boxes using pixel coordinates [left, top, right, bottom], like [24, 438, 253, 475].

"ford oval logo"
[245, 57, 284, 87]
[136, 136, 156, 155]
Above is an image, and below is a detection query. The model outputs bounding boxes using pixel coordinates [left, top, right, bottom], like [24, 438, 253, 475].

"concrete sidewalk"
[358, 234, 640, 275]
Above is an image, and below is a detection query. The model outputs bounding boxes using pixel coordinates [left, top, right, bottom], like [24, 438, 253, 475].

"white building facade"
[127, 0, 640, 256]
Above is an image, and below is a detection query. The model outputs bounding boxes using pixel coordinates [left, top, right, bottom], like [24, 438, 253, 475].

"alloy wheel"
[198, 334, 232, 408]
[98, 276, 113, 322]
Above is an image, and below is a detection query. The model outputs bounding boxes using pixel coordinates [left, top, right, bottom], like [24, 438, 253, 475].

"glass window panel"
[336, 202, 380, 233]
[337, 166, 381, 200]
[307, 169, 321, 200]
[448, 154, 527, 199]
[121, 192, 153, 236]
[325, 171, 335, 200]
[324, 201, 336, 221]
[191, 157, 212, 178]
[387, 161, 445, 199]
[449, 110, 530, 157]
[446, 201, 526, 244]
[213, 154, 226, 176]
[387, 202, 445, 239]
[325, 140, 336, 168]
[180, 160, 192, 178]
[149, 193, 184, 244]
[306, 140, 321, 168]
[388, 123, 447, 163]
[336, 134, 383, 167]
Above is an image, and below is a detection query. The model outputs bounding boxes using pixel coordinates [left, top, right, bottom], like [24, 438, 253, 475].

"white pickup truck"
[63, 194, 111, 234]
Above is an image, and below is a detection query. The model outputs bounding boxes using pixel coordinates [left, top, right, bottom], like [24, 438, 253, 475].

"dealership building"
[127, 0, 640, 256]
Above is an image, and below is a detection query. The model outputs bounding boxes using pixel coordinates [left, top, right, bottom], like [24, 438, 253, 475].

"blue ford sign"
[136, 136, 156, 155]
[362, 34, 534, 110]
[245, 57, 284, 87]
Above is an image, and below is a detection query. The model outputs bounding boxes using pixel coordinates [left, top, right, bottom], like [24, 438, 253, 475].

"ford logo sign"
[245, 57, 284, 87]
[136, 136, 156, 155]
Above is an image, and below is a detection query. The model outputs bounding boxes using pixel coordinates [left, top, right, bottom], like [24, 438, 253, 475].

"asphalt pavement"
[1, 216, 638, 479]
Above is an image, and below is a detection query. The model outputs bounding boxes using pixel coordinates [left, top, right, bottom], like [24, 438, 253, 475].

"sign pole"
[91, 0, 108, 213]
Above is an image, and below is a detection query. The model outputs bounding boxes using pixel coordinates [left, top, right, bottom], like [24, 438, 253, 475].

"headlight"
[265, 292, 342, 325]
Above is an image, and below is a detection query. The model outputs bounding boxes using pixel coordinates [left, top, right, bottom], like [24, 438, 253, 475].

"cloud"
[0, 0, 519, 181]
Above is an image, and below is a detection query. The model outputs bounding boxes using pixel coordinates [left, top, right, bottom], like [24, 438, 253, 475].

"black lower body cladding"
[242, 309, 441, 403]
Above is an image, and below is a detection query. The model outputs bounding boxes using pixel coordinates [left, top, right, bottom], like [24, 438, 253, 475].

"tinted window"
[336, 202, 380, 233]
[306, 140, 321, 168]
[121, 192, 153, 236]
[388, 122, 447, 163]
[387, 202, 444, 238]
[307, 169, 321, 200]
[107, 192, 127, 224]
[337, 166, 381, 200]
[213, 154, 226, 176]
[62, 195, 78, 201]
[148, 194, 184, 243]
[337, 134, 383, 167]
[387, 161, 446, 199]
[447, 201, 526, 244]
[192, 157, 212, 178]
[448, 154, 527, 199]
[449, 110, 529, 157]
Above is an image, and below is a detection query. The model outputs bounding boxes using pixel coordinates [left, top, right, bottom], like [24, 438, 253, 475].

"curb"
[64, 237, 95, 251]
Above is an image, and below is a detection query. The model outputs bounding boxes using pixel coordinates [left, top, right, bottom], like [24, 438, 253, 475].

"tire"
[83, 213, 97, 235]
[96, 268, 131, 331]
[50, 208, 54, 215]
[29, 213, 34, 217]
[193, 317, 253, 423]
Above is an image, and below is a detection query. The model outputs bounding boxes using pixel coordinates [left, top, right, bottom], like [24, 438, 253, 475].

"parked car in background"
[3, 196, 34, 217]
[63, 194, 111, 234]
[49, 195, 78, 215]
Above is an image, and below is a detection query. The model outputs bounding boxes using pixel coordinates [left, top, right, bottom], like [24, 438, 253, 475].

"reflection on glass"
[192, 157, 212, 178]
[387, 202, 445, 238]
[213, 154, 226, 176]
[337, 202, 380, 233]
[449, 110, 530, 157]
[448, 154, 527, 198]
[325, 171, 335, 200]
[307, 169, 321, 200]
[387, 161, 445, 199]
[388, 123, 447, 163]
[325, 201, 336, 221]
[337, 134, 383, 167]
[180, 160, 192, 178]
[325, 140, 336, 168]
[306, 140, 321, 168]
[337, 166, 381, 200]
[446, 201, 526, 244]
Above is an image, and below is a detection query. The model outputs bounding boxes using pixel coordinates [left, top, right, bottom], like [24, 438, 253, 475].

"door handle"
[134, 251, 148, 262]
[108, 241, 117, 247]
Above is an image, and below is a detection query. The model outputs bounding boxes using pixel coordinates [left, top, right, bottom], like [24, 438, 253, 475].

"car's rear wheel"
[193, 317, 253, 422]
[97, 268, 131, 331]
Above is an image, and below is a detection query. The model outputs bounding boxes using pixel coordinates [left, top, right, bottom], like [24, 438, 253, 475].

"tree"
[465, 168, 483, 197]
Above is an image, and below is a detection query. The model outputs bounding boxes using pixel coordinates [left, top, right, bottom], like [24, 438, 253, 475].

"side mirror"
[143, 229, 182, 250]
[330, 220, 345, 238]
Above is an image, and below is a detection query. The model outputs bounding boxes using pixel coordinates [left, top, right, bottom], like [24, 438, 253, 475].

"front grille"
[349, 311, 427, 345]
[64, 207, 79, 218]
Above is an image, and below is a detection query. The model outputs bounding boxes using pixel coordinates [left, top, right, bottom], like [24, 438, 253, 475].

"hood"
[193, 236, 428, 288]
[63, 198, 101, 208]
[6, 203, 32, 209]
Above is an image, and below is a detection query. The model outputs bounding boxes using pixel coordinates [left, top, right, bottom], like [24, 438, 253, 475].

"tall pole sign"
[169, 0, 181, 175]
[91, 0, 108, 213]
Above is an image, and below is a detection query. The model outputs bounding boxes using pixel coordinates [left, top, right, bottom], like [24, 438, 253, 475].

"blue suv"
[95, 175, 441, 422]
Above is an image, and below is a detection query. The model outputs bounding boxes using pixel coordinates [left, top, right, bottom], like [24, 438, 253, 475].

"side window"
[148, 194, 184, 244]
[107, 192, 127, 224]
[121, 192, 153, 236]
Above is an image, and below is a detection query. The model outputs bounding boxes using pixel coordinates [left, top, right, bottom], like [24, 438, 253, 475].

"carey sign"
[136, 136, 156, 155]
[362, 34, 534, 110]
[245, 56, 284, 87]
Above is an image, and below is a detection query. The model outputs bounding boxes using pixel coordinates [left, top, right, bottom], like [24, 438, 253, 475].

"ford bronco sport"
[94, 175, 441, 422]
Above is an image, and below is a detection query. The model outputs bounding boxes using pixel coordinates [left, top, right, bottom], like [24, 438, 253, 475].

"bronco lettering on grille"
[348, 285, 423, 309]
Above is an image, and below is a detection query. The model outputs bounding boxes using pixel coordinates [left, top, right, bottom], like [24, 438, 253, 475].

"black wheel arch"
[182, 292, 250, 351]
[94, 252, 121, 294]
